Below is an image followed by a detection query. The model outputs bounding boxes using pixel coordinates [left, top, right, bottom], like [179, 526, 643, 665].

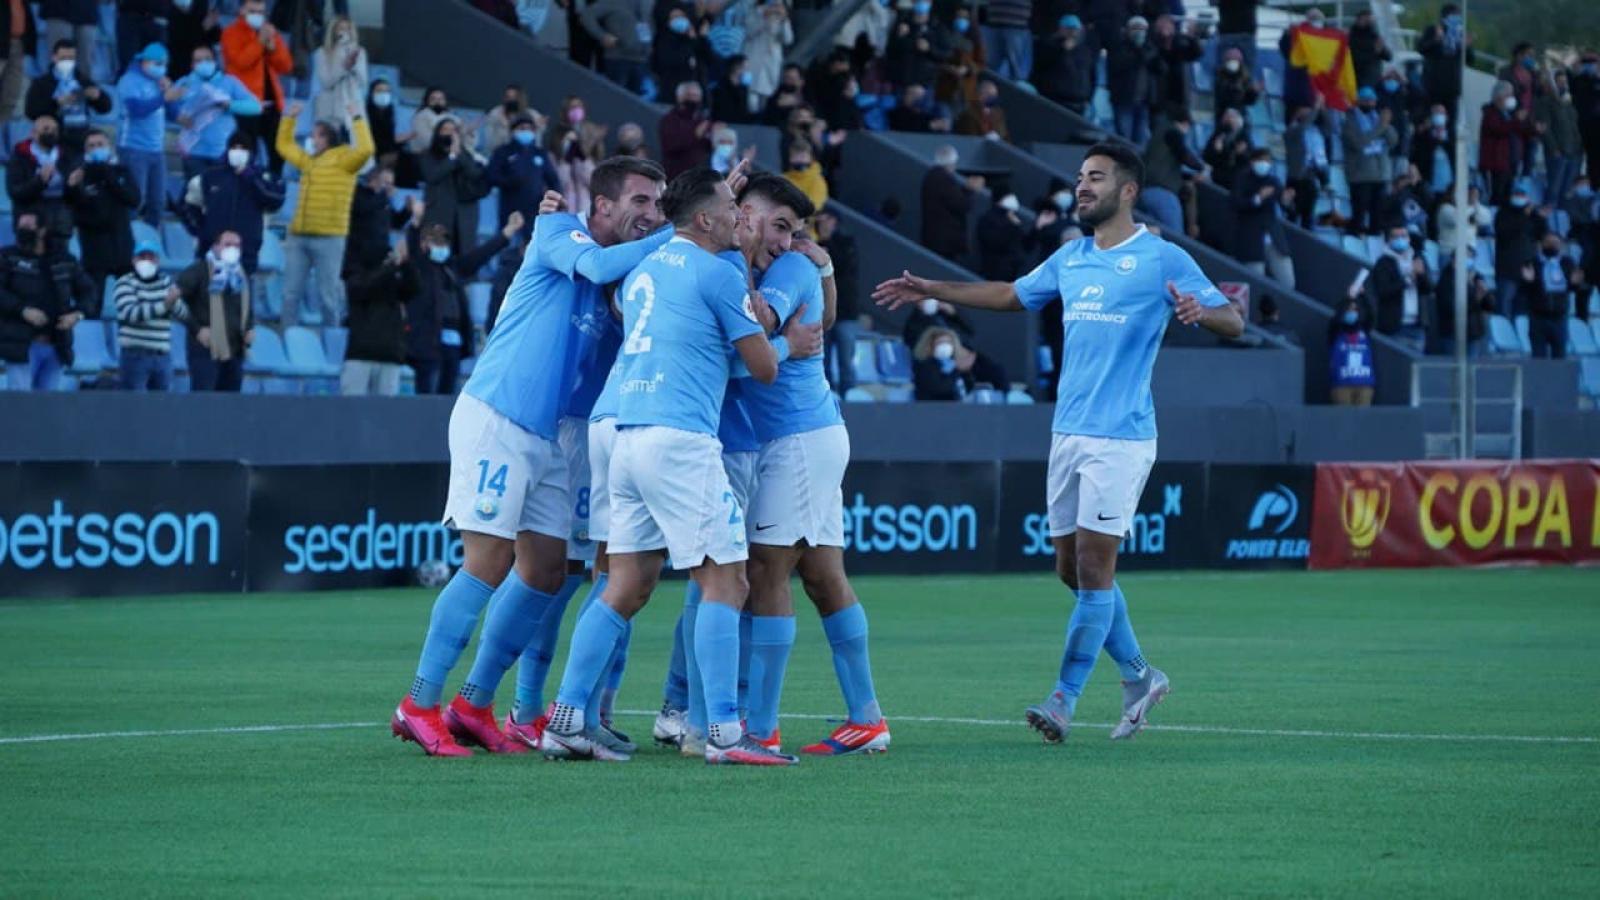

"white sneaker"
[1111, 667, 1170, 740]
[653, 704, 688, 747]
[540, 726, 631, 761]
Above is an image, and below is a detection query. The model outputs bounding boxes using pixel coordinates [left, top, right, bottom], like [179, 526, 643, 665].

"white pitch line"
[2, 712, 1596, 747]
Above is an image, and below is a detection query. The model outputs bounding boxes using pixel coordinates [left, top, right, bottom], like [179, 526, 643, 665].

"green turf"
[3, 569, 1599, 898]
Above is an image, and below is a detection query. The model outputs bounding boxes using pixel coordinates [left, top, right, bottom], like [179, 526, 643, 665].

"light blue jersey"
[741, 251, 841, 443]
[465, 213, 670, 440]
[616, 237, 764, 436]
[589, 358, 623, 422]
[715, 249, 761, 453]
[1013, 226, 1224, 440]
[563, 288, 623, 420]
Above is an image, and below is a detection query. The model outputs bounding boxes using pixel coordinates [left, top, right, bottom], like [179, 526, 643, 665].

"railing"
[1410, 361, 1523, 459]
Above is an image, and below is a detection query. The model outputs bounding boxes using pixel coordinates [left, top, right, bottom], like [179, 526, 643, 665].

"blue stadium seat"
[1514, 315, 1532, 354]
[875, 341, 912, 385]
[276, 181, 300, 226]
[282, 325, 341, 378]
[161, 221, 197, 270]
[1591, 317, 1600, 351]
[1486, 315, 1522, 355]
[467, 282, 491, 326]
[1581, 358, 1600, 404]
[843, 386, 875, 403]
[245, 327, 291, 375]
[369, 64, 401, 90]
[1569, 318, 1599, 356]
[478, 199, 498, 240]
[1005, 388, 1035, 404]
[169, 322, 188, 373]
[882, 385, 913, 403]
[67, 321, 115, 379]
[1340, 235, 1369, 260]
[258, 230, 285, 273]
[322, 327, 348, 365]
[851, 337, 882, 385]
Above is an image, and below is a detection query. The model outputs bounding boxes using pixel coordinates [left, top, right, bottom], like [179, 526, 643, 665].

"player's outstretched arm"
[872, 271, 1022, 312]
[1170, 281, 1244, 338]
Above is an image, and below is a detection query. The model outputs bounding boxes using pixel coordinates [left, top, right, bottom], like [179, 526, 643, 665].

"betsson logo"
[0, 501, 220, 570]
[282, 508, 463, 574]
[840, 494, 978, 554]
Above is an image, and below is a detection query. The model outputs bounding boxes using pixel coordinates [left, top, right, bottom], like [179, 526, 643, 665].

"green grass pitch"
[3, 569, 1599, 898]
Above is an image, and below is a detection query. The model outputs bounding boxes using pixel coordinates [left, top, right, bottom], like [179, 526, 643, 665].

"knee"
[1054, 555, 1079, 590]
[515, 555, 566, 595]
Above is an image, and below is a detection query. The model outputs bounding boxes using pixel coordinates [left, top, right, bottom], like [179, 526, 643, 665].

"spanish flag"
[1288, 24, 1357, 111]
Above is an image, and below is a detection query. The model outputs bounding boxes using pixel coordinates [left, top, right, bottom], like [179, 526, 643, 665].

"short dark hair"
[660, 166, 728, 227]
[1083, 141, 1145, 190]
[226, 130, 253, 151]
[738, 172, 815, 221]
[83, 128, 108, 143]
[591, 156, 667, 205]
[52, 39, 74, 54]
[1250, 147, 1273, 162]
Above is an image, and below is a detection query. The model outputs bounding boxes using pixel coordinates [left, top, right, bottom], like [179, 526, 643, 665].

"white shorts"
[723, 450, 758, 513]
[442, 393, 569, 540]
[1046, 433, 1157, 538]
[749, 424, 849, 548]
[587, 417, 618, 544]
[560, 416, 595, 562]
[608, 425, 748, 570]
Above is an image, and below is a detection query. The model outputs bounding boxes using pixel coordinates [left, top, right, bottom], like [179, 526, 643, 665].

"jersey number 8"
[623, 273, 656, 356]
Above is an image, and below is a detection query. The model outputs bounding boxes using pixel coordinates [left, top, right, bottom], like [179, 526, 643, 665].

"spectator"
[912, 327, 973, 401]
[519, 0, 572, 55]
[1537, 71, 1583, 210]
[810, 49, 863, 134]
[984, 0, 1033, 82]
[346, 165, 413, 276]
[1233, 148, 1296, 289]
[886, 1, 951, 90]
[653, 6, 710, 96]
[175, 44, 262, 180]
[277, 101, 375, 325]
[483, 84, 540, 156]
[40, 2, 99, 84]
[615, 122, 648, 158]
[1203, 107, 1251, 191]
[1492, 183, 1547, 316]
[887, 83, 947, 133]
[708, 55, 752, 123]
[1256, 296, 1300, 346]
[659, 82, 712, 179]
[0, 1, 33, 123]
[1500, 42, 1540, 115]
[420, 116, 489, 258]
[955, 79, 1008, 140]
[267, 0, 326, 82]
[1278, 7, 1331, 122]
[342, 234, 418, 396]
[1410, 104, 1454, 198]
[1566, 176, 1599, 316]
[1479, 80, 1538, 206]
[311, 15, 368, 134]
[177, 230, 252, 392]
[920, 145, 979, 261]
[1284, 100, 1331, 229]
[580, 0, 650, 95]
[547, 100, 601, 212]
[936, 6, 985, 133]
[837, 0, 894, 59]
[0, 211, 88, 391]
[184, 131, 285, 286]
[167, 0, 222, 80]
[815, 208, 860, 393]
[117, 43, 181, 228]
[1140, 109, 1201, 234]
[117, 1, 170, 76]
[66, 129, 140, 306]
[1341, 87, 1397, 236]
[1147, 14, 1203, 117]
[1034, 15, 1094, 116]
[1436, 182, 1491, 259]
[1214, 0, 1257, 73]
[1107, 16, 1154, 146]
[1327, 298, 1376, 406]
[405, 214, 517, 394]
[1433, 256, 1491, 356]
[904, 295, 973, 350]
[1575, 53, 1600, 190]
[1380, 165, 1431, 240]
[7, 115, 78, 253]
[744, 1, 794, 107]
[1417, 3, 1472, 132]
[1377, 67, 1425, 165]
[1348, 9, 1391, 90]
[366, 79, 406, 174]
[763, 63, 806, 126]
[25, 40, 112, 152]
[222, 0, 293, 178]
[782, 141, 828, 212]
[1520, 233, 1582, 358]
[114, 240, 186, 391]
[1368, 225, 1431, 353]
[488, 114, 561, 235]
[708, 124, 742, 175]
[1082, 0, 1132, 57]
[408, 87, 465, 156]
[1212, 47, 1260, 122]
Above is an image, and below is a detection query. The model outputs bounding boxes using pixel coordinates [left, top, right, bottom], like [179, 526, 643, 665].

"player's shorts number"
[476, 459, 509, 496]
[623, 273, 656, 356]
[574, 486, 590, 519]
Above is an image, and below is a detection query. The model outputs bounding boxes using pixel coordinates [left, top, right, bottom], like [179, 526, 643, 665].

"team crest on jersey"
[741, 295, 761, 323]
[570, 230, 594, 244]
[1115, 255, 1138, 275]
[474, 496, 501, 521]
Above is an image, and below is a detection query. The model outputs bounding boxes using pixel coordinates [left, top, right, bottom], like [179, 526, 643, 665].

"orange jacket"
[221, 17, 292, 106]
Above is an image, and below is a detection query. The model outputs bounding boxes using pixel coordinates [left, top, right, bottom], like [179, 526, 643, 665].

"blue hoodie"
[116, 64, 168, 153]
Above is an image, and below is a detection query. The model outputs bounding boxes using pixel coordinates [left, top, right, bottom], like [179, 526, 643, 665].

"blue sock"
[820, 604, 882, 724]
[662, 610, 689, 710]
[1103, 582, 1149, 681]
[682, 581, 706, 732]
[747, 615, 796, 739]
[737, 610, 753, 716]
[410, 571, 494, 709]
[553, 597, 628, 712]
[458, 572, 556, 708]
[575, 574, 616, 730]
[511, 573, 582, 723]
[1056, 588, 1116, 713]
[694, 600, 742, 729]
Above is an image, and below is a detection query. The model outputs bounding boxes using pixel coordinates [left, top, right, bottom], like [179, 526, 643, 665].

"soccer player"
[873, 142, 1243, 742]
[390, 157, 670, 757]
[537, 168, 811, 765]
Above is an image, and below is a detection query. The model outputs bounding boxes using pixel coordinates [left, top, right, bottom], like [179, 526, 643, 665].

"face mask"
[1383, 78, 1399, 92]
[1130, 31, 1146, 46]
[15, 227, 37, 247]
[513, 129, 536, 146]
[739, 71, 753, 87]
[1576, 185, 1594, 199]
[1224, 59, 1240, 73]
[429, 101, 448, 113]
[503, 99, 520, 114]
[1503, 97, 1517, 112]
[1543, 245, 1561, 258]
[1510, 195, 1529, 208]
[913, 1, 931, 15]
[146, 63, 167, 79]
[85, 146, 111, 164]
[669, 16, 690, 33]
[194, 59, 217, 78]
[954, 19, 970, 34]
[227, 147, 251, 169]
[428, 245, 451, 263]
[918, 298, 939, 316]
[1431, 112, 1447, 127]
[337, 31, 353, 45]
[932, 342, 955, 361]
[1445, 14, 1462, 27]
[1251, 160, 1272, 177]
[245, 13, 266, 30]
[219, 246, 242, 265]
[37, 131, 59, 149]
[1052, 190, 1072, 211]
[567, 107, 585, 124]
[680, 99, 701, 111]
[433, 134, 454, 154]
[54, 60, 75, 80]
[1342, 310, 1359, 326]
[1389, 237, 1411, 253]
[998, 195, 1019, 212]
[372, 91, 392, 108]
[303, 136, 319, 156]
[133, 259, 159, 279]
[788, 159, 808, 171]
[712, 144, 734, 167]
[1522, 57, 1536, 70]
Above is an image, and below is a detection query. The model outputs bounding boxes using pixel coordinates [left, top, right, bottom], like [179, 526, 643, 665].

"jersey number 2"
[623, 273, 656, 355]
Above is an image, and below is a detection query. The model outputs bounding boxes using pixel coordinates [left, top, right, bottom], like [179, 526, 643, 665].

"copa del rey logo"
[1340, 470, 1393, 553]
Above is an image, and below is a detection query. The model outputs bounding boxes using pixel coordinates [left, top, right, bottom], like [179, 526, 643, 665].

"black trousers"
[408, 347, 462, 395]
[1528, 316, 1568, 359]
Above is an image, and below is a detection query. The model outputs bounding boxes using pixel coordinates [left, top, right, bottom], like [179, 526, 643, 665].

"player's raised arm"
[872, 270, 1023, 312]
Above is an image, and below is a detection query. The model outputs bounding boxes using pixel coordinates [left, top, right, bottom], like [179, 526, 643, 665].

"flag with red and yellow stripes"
[1287, 23, 1357, 111]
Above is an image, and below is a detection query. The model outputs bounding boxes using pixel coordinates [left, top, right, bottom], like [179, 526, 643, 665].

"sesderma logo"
[282, 508, 463, 574]
[0, 501, 220, 570]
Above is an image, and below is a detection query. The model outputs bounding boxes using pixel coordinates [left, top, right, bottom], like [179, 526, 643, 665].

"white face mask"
[228, 147, 251, 169]
[219, 246, 242, 265]
[918, 298, 940, 316]
[1224, 59, 1240, 73]
[1503, 96, 1518, 112]
[54, 60, 75, 80]
[245, 12, 266, 30]
[303, 136, 319, 156]
[998, 195, 1020, 212]
[133, 259, 159, 279]
[932, 342, 955, 361]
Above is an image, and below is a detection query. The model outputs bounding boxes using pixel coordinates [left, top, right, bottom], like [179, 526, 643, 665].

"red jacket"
[1477, 105, 1537, 174]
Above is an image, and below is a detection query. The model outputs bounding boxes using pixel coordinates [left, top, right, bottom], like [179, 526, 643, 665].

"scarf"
[179, 74, 234, 156]
[205, 251, 249, 361]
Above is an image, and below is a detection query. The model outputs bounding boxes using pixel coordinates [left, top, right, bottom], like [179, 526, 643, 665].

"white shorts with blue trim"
[748, 424, 849, 548]
[608, 425, 748, 570]
[560, 416, 596, 562]
[586, 417, 618, 545]
[442, 393, 568, 541]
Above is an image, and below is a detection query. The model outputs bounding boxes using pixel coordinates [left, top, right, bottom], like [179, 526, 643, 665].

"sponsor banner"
[1206, 465, 1314, 568]
[996, 461, 1209, 572]
[840, 462, 999, 574]
[0, 461, 248, 597]
[1309, 460, 1600, 568]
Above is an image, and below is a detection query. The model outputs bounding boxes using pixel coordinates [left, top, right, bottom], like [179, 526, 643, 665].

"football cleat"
[391, 697, 472, 757]
[1025, 691, 1073, 744]
[591, 723, 636, 760]
[801, 719, 890, 756]
[706, 734, 799, 766]
[680, 727, 708, 758]
[600, 721, 636, 752]
[1110, 667, 1171, 740]
[751, 729, 782, 752]
[443, 697, 528, 754]
[502, 712, 546, 750]
[538, 725, 631, 762]
[652, 704, 688, 747]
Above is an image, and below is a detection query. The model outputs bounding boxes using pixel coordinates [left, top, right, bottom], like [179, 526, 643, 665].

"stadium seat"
[466, 282, 491, 326]
[843, 386, 874, 403]
[1581, 358, 1600, 405]
[282, 325, 341, 378]
[968, 386, 1004, 404]
[875, 341, 912, 385]
[1005, 388, 1035, 404]
[1590, 317, 1600, 350]
[1569, 318, 1599, 356]
[883, 385, 913, 403]
[245, 327, 295, 394]
[67, 321, 115, 380]
[1514, 315, 1532, 355]
[1486, 315, 1522, 355]
[1341, 235, 1368, 260]
[478, 199, 498, 240]
[161, 221, 197, 271]
[258, 230, 285, 273]
[369, 64, 401, 90]
[322, 327, 349, 366]
[276, 181, 300, 226]
[851, 337, 882, 385]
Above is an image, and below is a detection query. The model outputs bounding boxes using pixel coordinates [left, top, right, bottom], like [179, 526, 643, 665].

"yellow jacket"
[783, 161, 829, 213]
[276, 115, 374, 237]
